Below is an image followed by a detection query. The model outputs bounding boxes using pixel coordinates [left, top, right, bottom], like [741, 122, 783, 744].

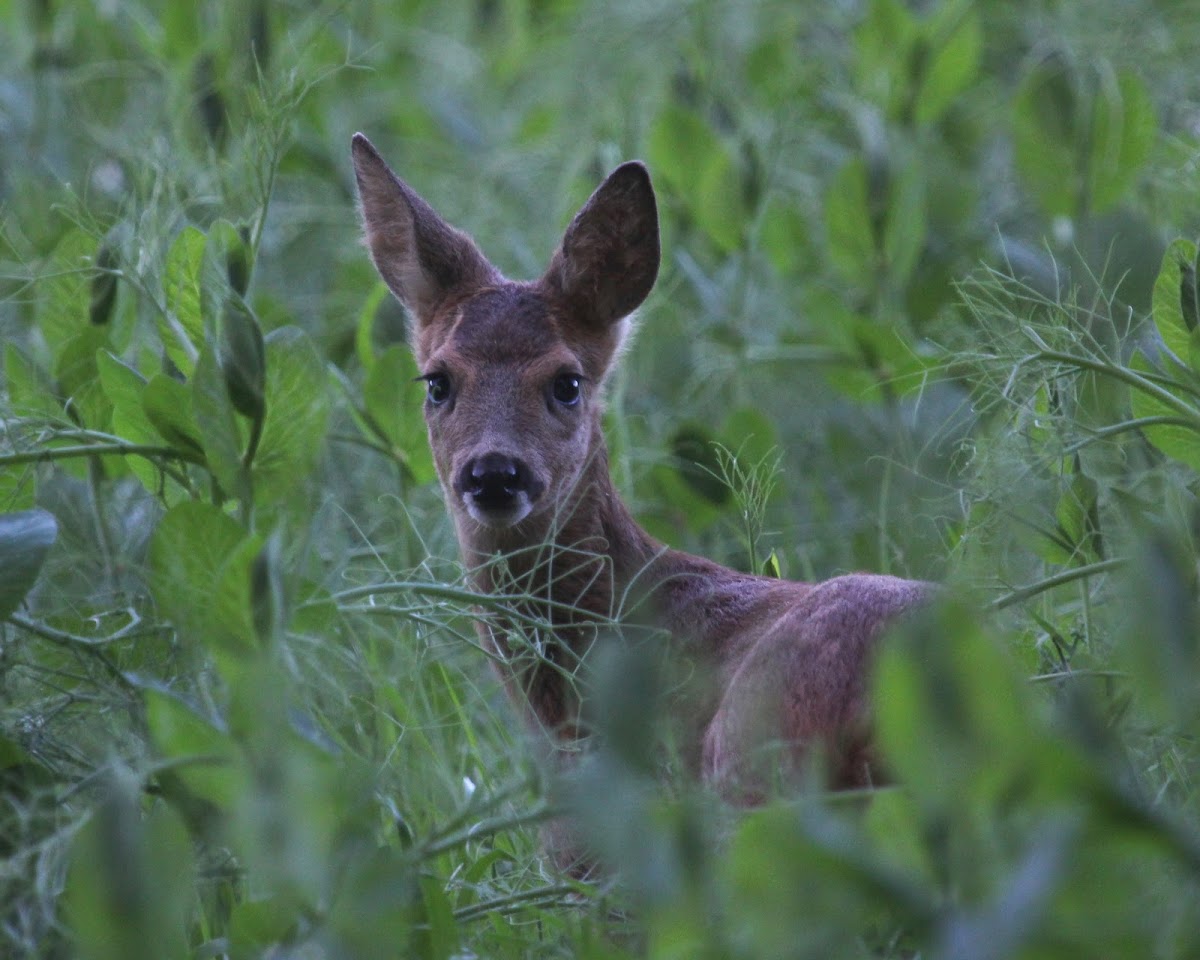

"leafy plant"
[2, 0, 1200, 957]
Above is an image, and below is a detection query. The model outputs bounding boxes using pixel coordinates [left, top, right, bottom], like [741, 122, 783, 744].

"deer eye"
[552, 373, 582, 406]
[424, 373, 451, 406]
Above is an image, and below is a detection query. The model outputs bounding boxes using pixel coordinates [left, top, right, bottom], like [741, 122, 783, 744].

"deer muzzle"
[455, 452, 545, 528]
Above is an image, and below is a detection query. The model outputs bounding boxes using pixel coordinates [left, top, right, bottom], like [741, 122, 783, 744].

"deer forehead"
[418, 284, 597, 376]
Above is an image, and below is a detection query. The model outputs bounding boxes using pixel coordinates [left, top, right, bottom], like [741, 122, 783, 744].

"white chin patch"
[464, 496, 533, 529]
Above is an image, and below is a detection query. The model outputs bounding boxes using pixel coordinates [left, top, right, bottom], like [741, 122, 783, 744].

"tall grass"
[2, 0, 1200, 957]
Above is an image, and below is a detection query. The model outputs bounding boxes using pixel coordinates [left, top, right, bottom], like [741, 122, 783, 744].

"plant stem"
[0, 442, 199, 467]
[990, 557, 1126, 610]
[451, 883, 584, 923]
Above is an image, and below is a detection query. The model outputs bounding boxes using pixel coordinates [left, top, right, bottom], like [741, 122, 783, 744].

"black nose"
[458, 453, 527, 508]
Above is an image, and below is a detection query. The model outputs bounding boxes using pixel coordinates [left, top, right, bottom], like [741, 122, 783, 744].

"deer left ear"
[352, 133, 497, 326]
[542, 161, 660, 329]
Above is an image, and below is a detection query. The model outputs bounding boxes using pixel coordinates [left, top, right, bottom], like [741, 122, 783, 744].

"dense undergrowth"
[2, 0, 1200, 957]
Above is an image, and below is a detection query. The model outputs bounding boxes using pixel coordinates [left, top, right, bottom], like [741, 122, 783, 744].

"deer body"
[351, 135, 930, 815]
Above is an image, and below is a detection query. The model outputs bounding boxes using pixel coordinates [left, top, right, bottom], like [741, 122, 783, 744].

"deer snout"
[455, 453, 544, 527]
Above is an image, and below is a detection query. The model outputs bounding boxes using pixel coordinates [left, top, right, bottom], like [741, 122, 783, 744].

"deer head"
[352, 134, 660, 535]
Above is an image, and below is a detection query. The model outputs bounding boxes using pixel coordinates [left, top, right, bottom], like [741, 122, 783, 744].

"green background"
[2, 0, 1200, 956]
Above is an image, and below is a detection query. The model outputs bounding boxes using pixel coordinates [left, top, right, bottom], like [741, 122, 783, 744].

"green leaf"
[219, 297, 267, 422]
[36, 228, 94, 360]
[746, 31, 800, 106]
[0, 733, 32, 770]
[761, 549, 782, 578]
[161, 2, 200, 60]
[854, 0, 917, 116]
[145, 689, 239, 807]
[721, 406, 781, 468]
[254, 327, 330, 504]
[4, 344, 59, 421]
[726, 806, 887, 957]
[642, 464, 723, 540]
[671, 422, 730, 506]
[354, 282, 393, 373]
[54, 326, 110, 417]
[1048, 472, 1103, 565]
[225, 663, 347, 907]
[248, 531, 285, 646]
[1087, 70, 1156, 213]
[229, 897, 299, 956]
[88, 232, 120, 327]
[329, 847, 419, 959]
[362, 345, 436, 485]
[148, 501, 253, 656]
[882, 160, 926, 284]
[863, 787, 935, 883]
[97, 349, 148, 412]
[875, 598, 1043, 808]
[212, 534, 269, 659]
[646, 104, 744, 251]
[192, 343, 248, 500]
[759, 199, 811, 275]
[417, 875, 459, 960]
[209, 218, 252, 296]
[824, 311, 931, 401]
[0, 464, 35, 513]
[1188, 326, 1200, 374]
[143, 373, 206, 461]
[1119, 530, 1200, 729]
[65, 774, 194, 960]
[1129, 350, 1200, 470]
[98, 350, 182, 495]
[1152, 238, 1200, 365]
[694, 146, 745, 253]
[1013, 56, 1081, 218]
[914, 6, 981, 125]
[825, 158, 876, 281]
[161, 226, 207, 375]
[0, 509, 58, 621]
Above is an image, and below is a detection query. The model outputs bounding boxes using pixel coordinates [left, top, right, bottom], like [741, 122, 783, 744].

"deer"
[350, 133, 932, 871]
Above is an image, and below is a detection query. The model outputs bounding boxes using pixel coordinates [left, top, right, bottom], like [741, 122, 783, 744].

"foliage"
[2, 0, 1200, 957]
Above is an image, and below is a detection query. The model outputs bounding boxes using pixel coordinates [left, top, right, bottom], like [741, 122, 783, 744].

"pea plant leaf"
[0, 509, 58, 621]
[1087, 69, 1156, 213]
[826, 158, 876, 282]
[1012, 56, 1080, 218]
[161, 226, 207, 376]
[363, 344, 436, 485]
[1151, 238, 1200, 365]
[253, 327, 330, 506]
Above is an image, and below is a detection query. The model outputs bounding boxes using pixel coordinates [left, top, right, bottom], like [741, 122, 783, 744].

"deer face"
[352, 134, 660, 533]
[413, 285, 600, 529]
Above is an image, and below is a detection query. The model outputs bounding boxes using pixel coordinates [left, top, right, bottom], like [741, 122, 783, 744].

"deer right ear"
[351, 133, 496, 323]
[543, 161, 660, 330]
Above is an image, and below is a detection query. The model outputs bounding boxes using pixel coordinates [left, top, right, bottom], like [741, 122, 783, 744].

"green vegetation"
[2, 0, 1200, 956]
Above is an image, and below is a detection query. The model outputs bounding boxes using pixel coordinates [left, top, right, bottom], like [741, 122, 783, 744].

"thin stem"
[420, 802, 555, 859]
[327, 581, 620, 628]
[451, 884, 584, 923]
[1062, 415, 1199, 455]
[0, 441, 200, 468]
[1032, 350, 1200, 425]
[8, 612, 139, 695]
[990, 557, 1127, 610]
[1028, 669, 1128, 683]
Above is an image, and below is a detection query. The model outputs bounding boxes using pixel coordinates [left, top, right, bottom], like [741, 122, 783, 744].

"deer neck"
[452, 419, 780, 660]
[455, 420, 656, 623]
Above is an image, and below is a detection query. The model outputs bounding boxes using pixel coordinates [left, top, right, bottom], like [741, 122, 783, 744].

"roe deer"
[351, 134, 931, 860]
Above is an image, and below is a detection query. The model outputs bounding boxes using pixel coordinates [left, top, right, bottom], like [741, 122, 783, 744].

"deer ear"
[543, 161, 660, 329]
[351, 133, 496, 324]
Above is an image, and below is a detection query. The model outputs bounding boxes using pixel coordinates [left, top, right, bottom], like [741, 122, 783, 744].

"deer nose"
[458, 453, 528, 508]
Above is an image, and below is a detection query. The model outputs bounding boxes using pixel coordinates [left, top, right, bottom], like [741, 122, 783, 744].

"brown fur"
[351, 134, 932, 863]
